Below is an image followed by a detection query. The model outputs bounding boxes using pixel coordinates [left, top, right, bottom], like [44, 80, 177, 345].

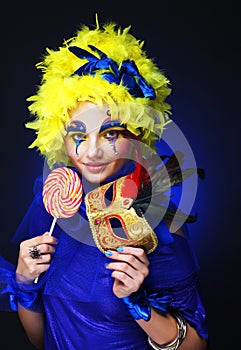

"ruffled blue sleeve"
[11, 176, 53, 246]
[145, 221, 208, 339]
[0, 176, 51, 311]
[0, 255, 44, 312]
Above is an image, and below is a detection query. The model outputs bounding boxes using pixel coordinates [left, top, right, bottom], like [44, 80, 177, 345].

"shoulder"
[149, 220, 198, 276]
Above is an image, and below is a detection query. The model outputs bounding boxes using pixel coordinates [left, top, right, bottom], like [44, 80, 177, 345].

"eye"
[104, 130, 119, 140]
[69, 132, 86, 143]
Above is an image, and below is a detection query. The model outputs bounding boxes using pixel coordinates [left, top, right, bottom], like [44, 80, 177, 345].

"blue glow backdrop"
[0, 2, 239, 349]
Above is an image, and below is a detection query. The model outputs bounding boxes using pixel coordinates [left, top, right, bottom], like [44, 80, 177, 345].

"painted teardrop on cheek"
[75, 140, 81, 156]
[110, 139, 118, 155]
[66, 121, 86, 157]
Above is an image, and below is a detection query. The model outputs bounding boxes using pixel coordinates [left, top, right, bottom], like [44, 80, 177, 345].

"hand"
[105, 246, 149, 298]
[16, 232, 58, 282]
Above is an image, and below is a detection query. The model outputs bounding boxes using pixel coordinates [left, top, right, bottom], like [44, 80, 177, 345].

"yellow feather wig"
[26, 17, 172, 168]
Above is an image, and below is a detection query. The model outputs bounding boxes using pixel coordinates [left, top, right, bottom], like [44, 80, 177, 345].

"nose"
[86, 134, 103, 159]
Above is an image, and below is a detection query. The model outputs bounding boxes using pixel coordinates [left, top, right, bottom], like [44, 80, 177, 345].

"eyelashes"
[101, 127, 125, 141]
[68, 132, 86, 143]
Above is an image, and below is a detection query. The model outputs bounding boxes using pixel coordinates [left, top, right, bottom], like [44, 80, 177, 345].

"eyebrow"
[99, 120, 126, 133]
[66, 121, 86, 133]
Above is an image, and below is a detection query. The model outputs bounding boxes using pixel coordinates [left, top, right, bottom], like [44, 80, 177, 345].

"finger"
[111, 270, 132, 285]
[117, 246, 149, 265]
[21, 233, 58, 249]
[21, 242, 56, 260]
[105, 247, 149, 266]
[16, 253, 52, 280]
[111, 271, 139, 295]
[34, 253, 53, 264]
[105, 251, 149, 277]
[32, 243, 56, 255]
[107, 261, 147, 282]
[29, 262, 52, 279]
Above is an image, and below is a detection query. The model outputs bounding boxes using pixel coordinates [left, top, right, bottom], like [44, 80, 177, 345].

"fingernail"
[105, 250, 112, 256]
[104, 262, 109, 268]
[117, 246, 124, 252]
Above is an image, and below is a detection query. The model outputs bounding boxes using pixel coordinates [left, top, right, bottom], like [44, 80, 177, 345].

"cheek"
[117, 138, 133, 158]
[65, 138, 75, 157]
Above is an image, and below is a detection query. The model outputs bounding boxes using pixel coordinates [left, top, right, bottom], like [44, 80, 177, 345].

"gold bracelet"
[148, 312, 187, 350]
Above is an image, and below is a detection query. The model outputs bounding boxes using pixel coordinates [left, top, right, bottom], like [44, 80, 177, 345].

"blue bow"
[1, 283, 40, 311]
[68, 45, 156, 99]
[122, 288, 172, 321]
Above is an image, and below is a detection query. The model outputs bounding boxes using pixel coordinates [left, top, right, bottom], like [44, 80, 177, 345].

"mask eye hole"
[109, 218, 127, 239]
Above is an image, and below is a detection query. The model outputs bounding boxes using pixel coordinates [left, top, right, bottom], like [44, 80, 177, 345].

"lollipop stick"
[34, 217, 57, 284]
[49, 217, 57, 236]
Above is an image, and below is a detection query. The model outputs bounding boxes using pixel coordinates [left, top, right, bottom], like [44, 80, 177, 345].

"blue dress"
[0, 168, 208, 349]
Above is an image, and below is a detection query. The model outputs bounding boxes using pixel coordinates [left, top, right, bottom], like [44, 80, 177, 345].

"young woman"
[0, 18, 208, 349]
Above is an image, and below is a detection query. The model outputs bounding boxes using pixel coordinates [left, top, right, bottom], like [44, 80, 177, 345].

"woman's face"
[65, 102, 134, 183]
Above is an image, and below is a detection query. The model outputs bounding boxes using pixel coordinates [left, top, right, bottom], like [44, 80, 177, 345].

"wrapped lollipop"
[34, 167, 82, 283]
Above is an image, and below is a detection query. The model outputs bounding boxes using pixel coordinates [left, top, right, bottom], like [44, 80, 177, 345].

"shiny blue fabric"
[0, 257, 43, 312]
[122, 288, 172, 321]
[68, 45, 156, 99]
[1, 281, 40, 311]
[0, 162, 208, 349]
[40, 231, 208, 349]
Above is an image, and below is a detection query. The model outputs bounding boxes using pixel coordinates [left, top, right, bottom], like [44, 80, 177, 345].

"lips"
[83, 162, 110, 174]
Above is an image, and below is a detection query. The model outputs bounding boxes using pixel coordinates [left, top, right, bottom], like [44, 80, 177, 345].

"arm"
[137, 310, 207, 350]
[105, 246, 208, 350]
[18, 308, 44, 350]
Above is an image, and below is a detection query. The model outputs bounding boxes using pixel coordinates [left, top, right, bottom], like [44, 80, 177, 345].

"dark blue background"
[0, 1, 239, 349]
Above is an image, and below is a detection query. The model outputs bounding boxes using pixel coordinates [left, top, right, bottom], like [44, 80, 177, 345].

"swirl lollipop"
[43, 167, 83, 232]
[34, 167, 82, 283]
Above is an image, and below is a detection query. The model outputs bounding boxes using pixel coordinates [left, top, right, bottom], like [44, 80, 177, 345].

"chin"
[82, 171, 109, 184]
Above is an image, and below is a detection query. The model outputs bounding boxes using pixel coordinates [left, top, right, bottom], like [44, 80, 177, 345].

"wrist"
[16, 272, 35, 285]
[0, 272, 42, 312]
[148, 311, 187, 350]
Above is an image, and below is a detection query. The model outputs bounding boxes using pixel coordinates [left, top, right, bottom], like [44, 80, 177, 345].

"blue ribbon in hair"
[68, 45, 156, 99]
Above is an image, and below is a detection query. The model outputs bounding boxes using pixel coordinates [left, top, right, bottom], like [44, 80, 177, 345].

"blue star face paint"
[66, 121, 86, 155]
